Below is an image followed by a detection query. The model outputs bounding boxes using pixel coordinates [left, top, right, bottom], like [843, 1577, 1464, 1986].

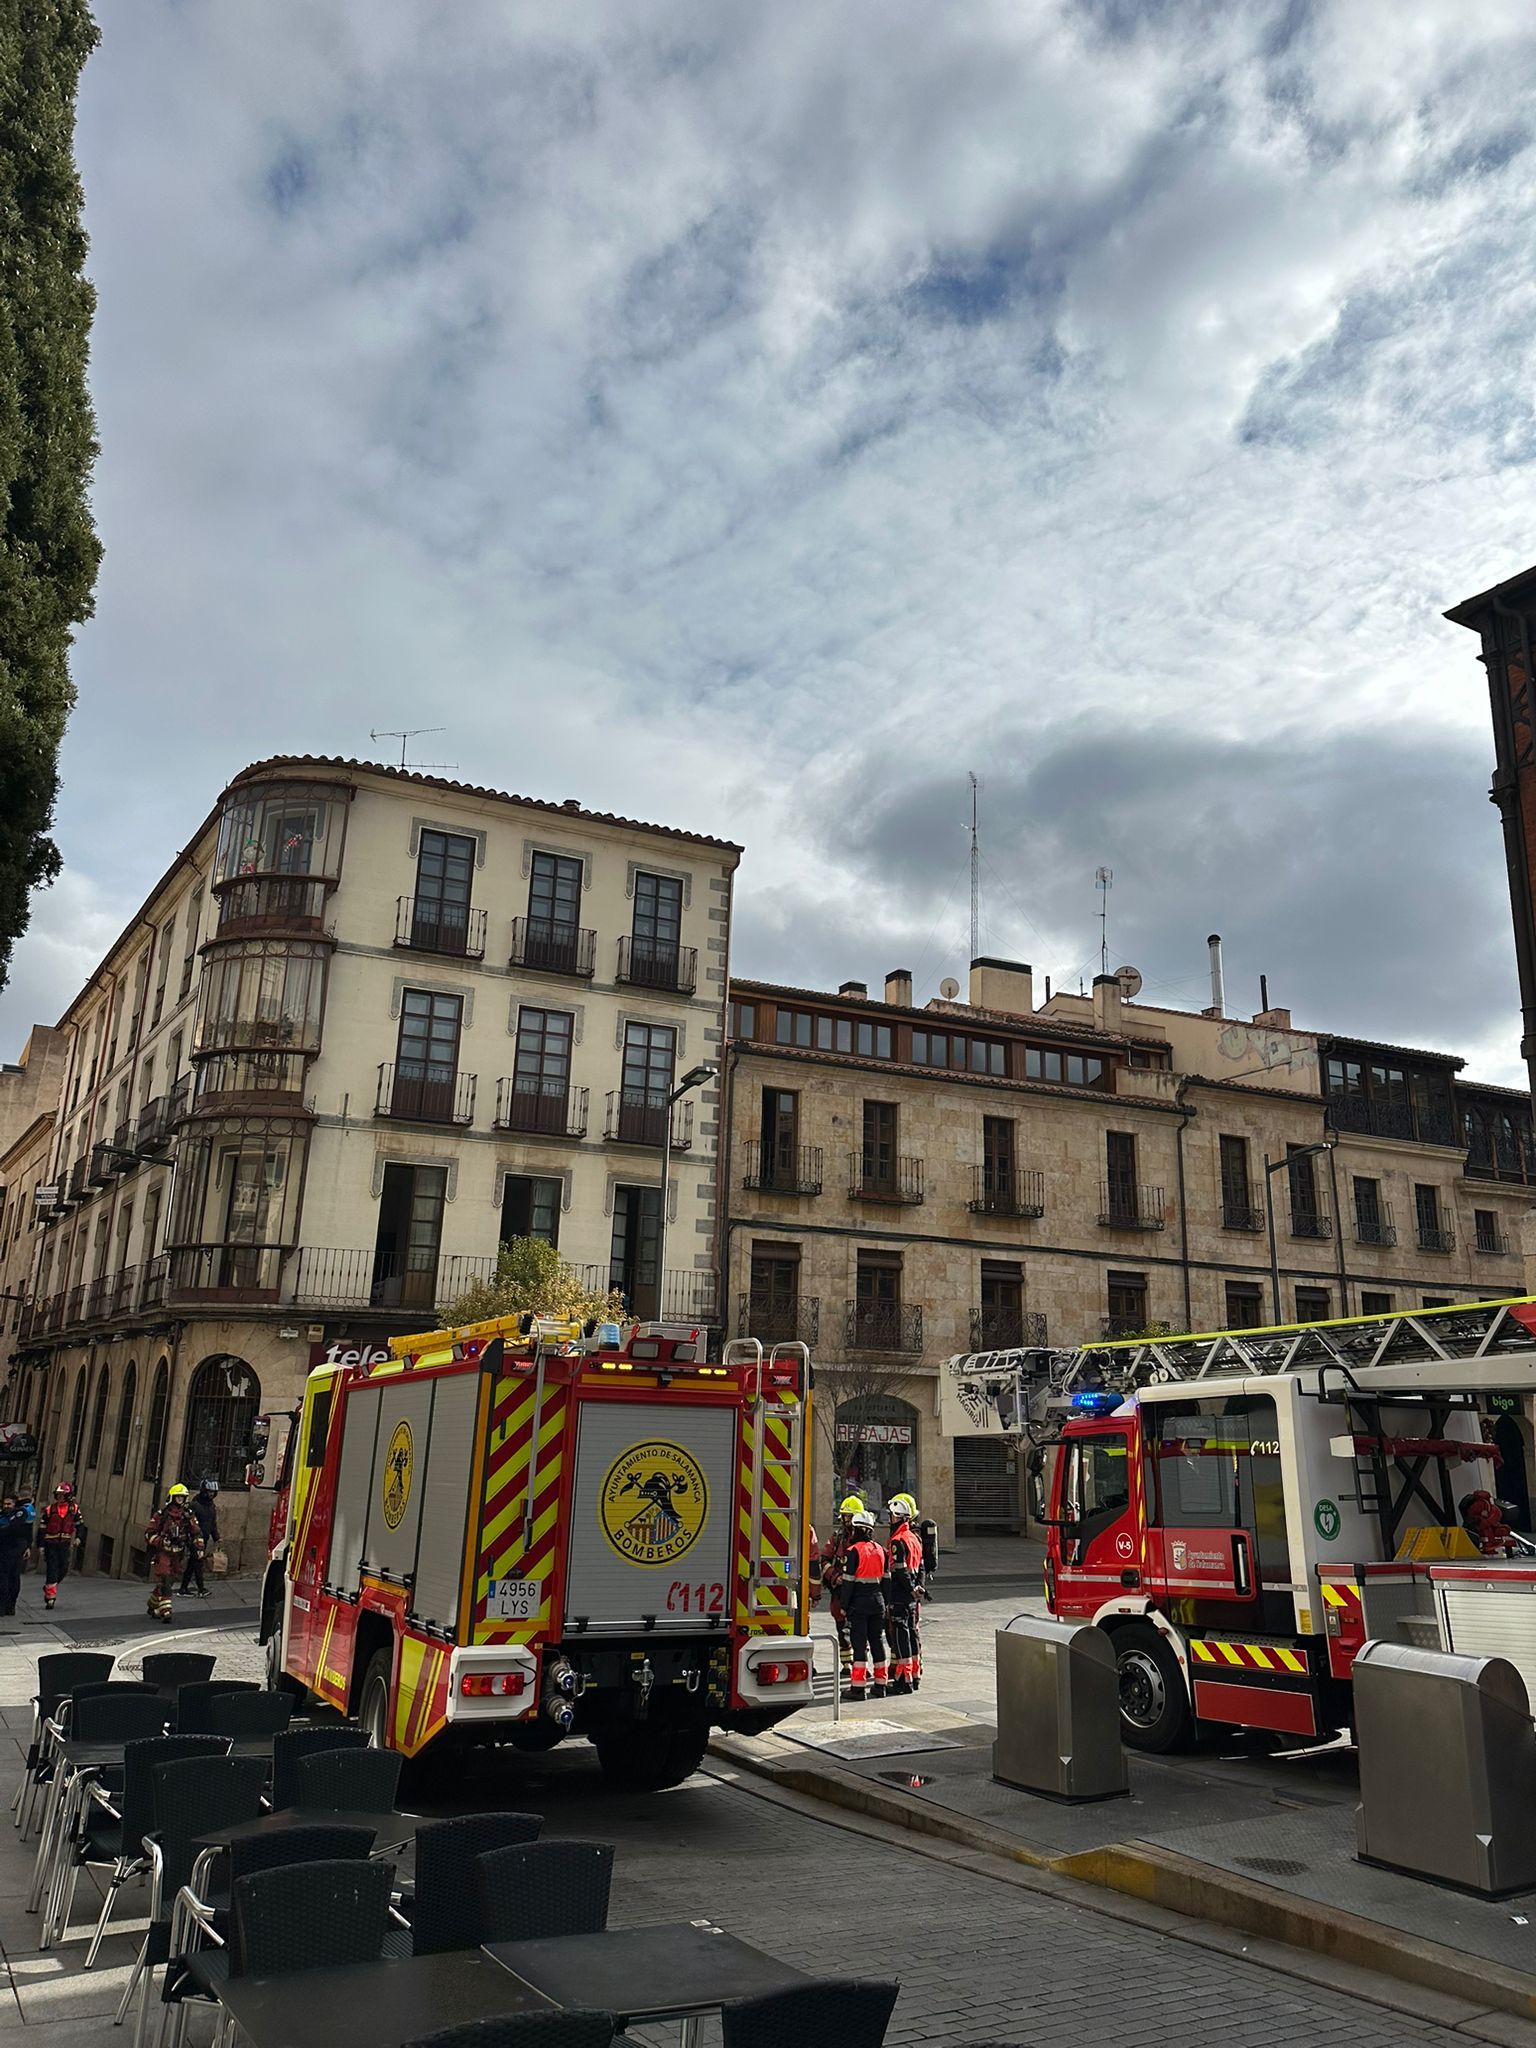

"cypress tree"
[0, 0, 101, 992]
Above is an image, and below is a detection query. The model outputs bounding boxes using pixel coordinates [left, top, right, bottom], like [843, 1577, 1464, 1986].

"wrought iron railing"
[1418, 1222, 1456, 1253]
[169, 1244, 285, 1294]
[969, 1306, 1048, 1351]
[742, 1141, 823, 1195]
[1353, 1204, 1396, 1248]
[509, 917, 596, 978]
[604, 1090, 693, 1150]
[494, 1078, 588, 1139]
[847, 1153, 924, 1204]
[1474, 1226, 1512, 1255]
[376, 1061, 477, 1125]
[216, 876, 330, 934]
[738, 1292, 820, 1344]
[394, 896, 487, 960]
[968, 1166, 1045, 1218]
[1289, 1203, 1334, 1240]
[1220, 1181, 1265, 1233]
[289, 1247, 498, 1312]
[843, 1300, 923, 1353]
[1325, 1092, 1460, 1148]
[616, 935, 697, 996]
[1098, 1181, 1165, 1230]
[167, 1074, 193, 1125]
[108, 1266, 138, 1318]
[140, 1255, 169, 1310]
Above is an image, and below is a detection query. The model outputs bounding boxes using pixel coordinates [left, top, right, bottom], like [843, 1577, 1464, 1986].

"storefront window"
[834, 1393, 918, 1516]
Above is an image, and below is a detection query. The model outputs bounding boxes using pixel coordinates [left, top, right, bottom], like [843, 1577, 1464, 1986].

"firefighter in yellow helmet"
[145, 1485, 203, 1624]
[814, 1494, 867, 1673]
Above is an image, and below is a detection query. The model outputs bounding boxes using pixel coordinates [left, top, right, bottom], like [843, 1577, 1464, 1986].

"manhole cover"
[877, 1771, 934, 1790]
[1235, 1856, 1307, 1877]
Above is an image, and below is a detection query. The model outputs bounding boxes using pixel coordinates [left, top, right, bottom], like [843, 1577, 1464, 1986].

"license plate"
[492, 1577, 540, 1621]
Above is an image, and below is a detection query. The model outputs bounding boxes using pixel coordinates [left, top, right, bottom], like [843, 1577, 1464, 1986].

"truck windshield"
[1066, 1435, 1130, 1522]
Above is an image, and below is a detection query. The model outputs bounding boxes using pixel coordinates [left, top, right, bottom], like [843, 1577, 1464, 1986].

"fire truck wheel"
[263, 1627, 304, 1702]
[358, 1649, 394, 1750]
[1115, 1626, 1191, 1752]
[593, 1723, 709, 1792]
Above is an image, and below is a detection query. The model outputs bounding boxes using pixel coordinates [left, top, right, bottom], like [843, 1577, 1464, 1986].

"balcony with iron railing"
[737, 1292, 820, 1344]
[1465, 1126, 1536, 1184]
[967, 1166, 1045, 1219]
[844, 1300, 923, 1353]
[376, 1061, 477, 1126]
[394, 896, 487, 961]
[1288, 1201, 1334, 1241]
[1102, 1313, 1160, 1337]
[494, 1078, 588, 1140]
[169, 1244, 286, 1298]
[140, 1254, 169, 1310]
[88, 1140, 120, 1186]
[969, 1306, 1048, 1351]
[1353, 1203, 1396, 1249]
[616, 935, 697, 996]
[1418, 1221, 1456, 1253]
[1325, 1091, 1460, 1148]
[67, 1158, 90, 1205]
[1220, 1181, 1265, 1233]
[113, 1121, 142, 1175]
[167, 1074, 193, 1126]
[108, 1265, 139, 1318]
[848, 1153, 924, 1205]
[288, 1246, 498, 1313]
[1098, 1181, 1165, 1231]
[604, 1090, 693, 1150]
[215, 875, 332, 939]
[16, 1298, 36, 1342]
[509, 917, 596, 979]
[742, 1141, 823, 1196]
[1475, 1226, 1512, 1256]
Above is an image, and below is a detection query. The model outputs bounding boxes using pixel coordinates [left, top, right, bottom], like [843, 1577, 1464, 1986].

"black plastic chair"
[475, 1841, 613, 1944]
[15, 1651, 114, 1833]
[206, 1690, 295, 1739]
[404, 2017, 625, 2048]
[115, 1753, 269, 2048]
[67, 1679, 162, 1708]
[173, 1679, 259, 1736]
[294, 1744, 403, 1812]
[406, 1812, 543, 1955]
[231, 1856, 396, 1975]
[720, 1980, 900, 2048]
[270, 1723, 370, 1811]
[139, 1652, 217, 1698]
[71, 1692, 170, 1742]
[72, 1735, 230, 1962]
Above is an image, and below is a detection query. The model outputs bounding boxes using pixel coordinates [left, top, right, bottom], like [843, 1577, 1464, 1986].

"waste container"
[1355, 1638, 1536, 1895]
[992, 1614, 1127, 1803]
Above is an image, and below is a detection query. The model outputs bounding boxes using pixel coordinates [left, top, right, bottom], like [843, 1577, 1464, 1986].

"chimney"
[839, 980, 868, 1000]
[1204, 933, 1225, 1019]
[967, 956, 1033, 1016]
[1253, 1006, 1292, 1030]
[1093, 973, 1122, 1035]
[884, 967, 913, 1008]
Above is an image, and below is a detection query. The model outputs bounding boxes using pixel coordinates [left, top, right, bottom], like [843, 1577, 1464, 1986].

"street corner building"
[0, 758, 739, 1578]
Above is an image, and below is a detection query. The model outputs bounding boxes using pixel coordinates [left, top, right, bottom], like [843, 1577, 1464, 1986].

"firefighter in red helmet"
[39, 1484, 83, 1611]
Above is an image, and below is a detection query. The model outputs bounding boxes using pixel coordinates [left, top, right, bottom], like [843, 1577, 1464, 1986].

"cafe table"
[211, 1950, 554, 2048]
[484, 1918, 807, 2044]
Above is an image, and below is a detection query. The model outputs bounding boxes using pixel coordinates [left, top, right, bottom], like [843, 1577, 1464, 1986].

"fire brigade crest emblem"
[381, 1419, 414, 1531]
[600, 1441, 709, 1566]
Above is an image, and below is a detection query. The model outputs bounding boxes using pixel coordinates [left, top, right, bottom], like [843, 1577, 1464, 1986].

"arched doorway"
[834, 1394, 918, 1516]
[1494, 1413, 1532, 1532]
[181, 1356, 261, 1489]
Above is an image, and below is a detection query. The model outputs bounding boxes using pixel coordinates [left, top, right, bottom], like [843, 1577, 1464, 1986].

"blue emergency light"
[1070, 1390, 1122, 1413]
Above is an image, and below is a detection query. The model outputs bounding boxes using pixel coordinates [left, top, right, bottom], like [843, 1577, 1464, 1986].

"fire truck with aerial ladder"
[256, 1309, 814, 1788]
[945, 1295, 1536, 1752]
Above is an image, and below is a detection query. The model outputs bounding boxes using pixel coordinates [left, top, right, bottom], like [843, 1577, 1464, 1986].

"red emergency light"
[459, 1671, 527, 1699]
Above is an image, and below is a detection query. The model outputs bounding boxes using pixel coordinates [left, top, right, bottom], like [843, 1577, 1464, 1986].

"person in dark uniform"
[0, 1494, 34, 1616]
[181, 1482, 220, 1596]
[884, 1494, 925, 1694]
[839, 1510, 889, 1701]
[39, 1485, 83, 1610]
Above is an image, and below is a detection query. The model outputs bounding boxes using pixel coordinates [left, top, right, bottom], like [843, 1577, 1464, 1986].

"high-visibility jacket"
[41, 1503, 80, 1543]
[887, 1522, 923, 1598]
[842, 1538, 887, 1584]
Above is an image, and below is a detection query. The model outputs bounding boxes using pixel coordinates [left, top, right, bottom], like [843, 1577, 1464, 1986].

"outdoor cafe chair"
[269, 1723, 370, 1810]
[474, 1840, 613, 1945]
[15, 1652, 113, 1832]
[232, 1854, 396, 1975]
[140, 1652, 217, 1698]
[404, 1812, 543, 1955]
[173, 1679, 259, 1736]
[28, 1690, 167, 1926]
[68, 1736, 229, 1960]
[206, 1689, 295, 1739]
[295, 1743, 403, 1813]
[720, 1978, 901, 2048]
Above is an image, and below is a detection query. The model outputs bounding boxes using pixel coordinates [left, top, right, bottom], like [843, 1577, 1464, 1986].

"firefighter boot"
[43, 1584, 56, 1609]
[871, 1662, 889, 1700]
[847, 1660, 868, 1702]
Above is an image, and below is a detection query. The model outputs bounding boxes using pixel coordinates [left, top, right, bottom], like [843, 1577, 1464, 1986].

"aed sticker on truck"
[488, 1578, 541, 1621]
[599, 1440, 708, 1566]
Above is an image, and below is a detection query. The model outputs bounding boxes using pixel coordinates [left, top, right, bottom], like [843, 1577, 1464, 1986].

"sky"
[5, 0, 1536, 1081]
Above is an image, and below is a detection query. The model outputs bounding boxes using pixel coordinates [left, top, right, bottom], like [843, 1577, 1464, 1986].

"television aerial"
[1116, 964, 1143, 999]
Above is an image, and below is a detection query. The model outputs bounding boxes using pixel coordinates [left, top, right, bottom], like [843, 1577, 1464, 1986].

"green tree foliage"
[445, 1235, 625, 1329]
[0, 1, 102, 990]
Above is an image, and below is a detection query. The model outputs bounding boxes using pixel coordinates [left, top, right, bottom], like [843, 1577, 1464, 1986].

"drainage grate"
[1235, 1856, 1308, 1877]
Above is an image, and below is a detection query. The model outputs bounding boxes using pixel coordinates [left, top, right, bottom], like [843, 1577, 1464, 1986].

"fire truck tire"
[593, 1723, 708, 1792]
[358, 1650, 394, 1750]
[1114, 1625, 1191, 1752]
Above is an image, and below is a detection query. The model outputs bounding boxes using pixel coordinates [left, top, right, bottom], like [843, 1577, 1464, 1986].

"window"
[181, 1355, 260, 1489]
[151, 916, 174, 1027]
[911, 1030, 1006, 1075]
[1147, 1393, 1284, 1545]
[982, 1116, 1015, 1201]
[861, 1101, 897, 1192]
[179, 908, 199, 1000]
[411, 829, 476, 952]
[1295, 1287, 1331, 1323]
[65, 1368, 88, 1469]
[509, 1008, 574, 1131]
[610, 1183, 661, 1318]
[616, 1020, 676, 1144]
[195, 940, 327, 1055]
[1066, 1436, 1131, 1520]
[1025, 1046, 1105, 1086]
[1288, 1144, 1324, 1234]
[760, 1089, 800, 1185]
[774, 1008, 892, 1058]
[373, 1163, 448, 1308]
[1422, 1297, 1453, 1309]
[729, 1001, 756, 1039]
[1354, 1175, 1387, 1244]
[141, 1360, 170, 1484]
[1105, 1131, 1137, 1222]
[1224, 1281, 1263, 1328]
[393, 989, 463, 1120]
[1106, 1270, 1146, 1334]
[529, 850, 582, 935]
[1361, 1291, 1393, 1316]
[853, 1250, 902, 1345]
[978, 1259, 1024, 1348]
[111, 1360, 137, 1476]
[1475, 1208, 1504, 1253]
[304, 1388, 334, 1470]
[631, 871, 684, 982]
[1219, 1135, 1254, 1227]
[1415, 1184, 1450, 1250]
[501, 1174, 561, 1247]
[749, 1244, 801, 1340]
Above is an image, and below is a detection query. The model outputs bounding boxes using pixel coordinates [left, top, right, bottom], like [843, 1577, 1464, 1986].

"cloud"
[2, 0, 1534, 1088]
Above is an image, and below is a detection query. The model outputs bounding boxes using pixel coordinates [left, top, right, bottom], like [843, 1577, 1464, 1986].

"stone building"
[3, 758, 736, 1574]
[722, 960, 1536, 1536]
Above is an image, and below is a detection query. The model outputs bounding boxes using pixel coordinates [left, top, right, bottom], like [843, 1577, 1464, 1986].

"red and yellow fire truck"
[258, 1312, 814, 1787]
[952, 1297, 1536, 1752]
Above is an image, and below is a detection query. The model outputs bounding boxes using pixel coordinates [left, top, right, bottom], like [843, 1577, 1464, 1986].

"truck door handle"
[1233, 1533, 1251, 1595]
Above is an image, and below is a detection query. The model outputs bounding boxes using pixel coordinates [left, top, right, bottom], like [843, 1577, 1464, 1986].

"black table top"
[59, 1734, 275, 1768]
[484, 1920, 807, 2022]
[193, 1808, 421, 1852]
[213, 1951, 553, 2048]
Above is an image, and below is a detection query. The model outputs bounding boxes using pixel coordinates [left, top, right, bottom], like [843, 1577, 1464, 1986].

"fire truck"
[947, 1297, 1536, 1752]
[258, 1311, 814, 1788]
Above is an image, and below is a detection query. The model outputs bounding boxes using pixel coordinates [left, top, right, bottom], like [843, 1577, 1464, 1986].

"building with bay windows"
[3, 757, 736, 1574]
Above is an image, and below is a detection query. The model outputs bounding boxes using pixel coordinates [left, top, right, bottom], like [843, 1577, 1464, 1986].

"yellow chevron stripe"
[1191, 1640, 1217, 1662]
[1320, 1582, 1357, 1608]
[1217, 1640, 1244, 1666]
[1247, 1645, 1273, 1670]
[1275, 1647, 1306, 1673]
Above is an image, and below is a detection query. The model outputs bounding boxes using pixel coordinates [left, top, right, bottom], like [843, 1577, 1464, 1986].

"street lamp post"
[655, 1062, 718, 1321]
[1263, 1143, 1334, 1325]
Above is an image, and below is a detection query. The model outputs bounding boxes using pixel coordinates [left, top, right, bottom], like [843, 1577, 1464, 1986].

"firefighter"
[884, 1493, 925, 1694]
[840, 1508, 889, 1701]
[39, 1484, 83, 1611]
[815, 1494, 866, 1672]
[145, 1485, 203, 1623]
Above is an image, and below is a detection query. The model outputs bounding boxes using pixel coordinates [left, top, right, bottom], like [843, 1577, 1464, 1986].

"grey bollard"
[992, 1613, 1128, 1803]
[1355, 1638, 1536, 1896]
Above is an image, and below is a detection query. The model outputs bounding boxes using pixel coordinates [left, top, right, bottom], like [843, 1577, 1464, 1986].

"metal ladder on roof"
[723, 1339, 810, 1625]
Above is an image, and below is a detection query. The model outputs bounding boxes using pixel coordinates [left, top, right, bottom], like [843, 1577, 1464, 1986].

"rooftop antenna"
[1095, 866, 1113, 977]
[968, 771, 981, 963]
[369, 726, 458, 773]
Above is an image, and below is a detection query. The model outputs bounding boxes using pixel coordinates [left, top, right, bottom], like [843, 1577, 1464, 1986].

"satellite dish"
[939, 977, 960, 999]
[1116, 964, 1143, 999]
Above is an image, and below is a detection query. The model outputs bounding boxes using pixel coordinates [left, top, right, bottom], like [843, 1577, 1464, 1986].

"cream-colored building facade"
[3, 758, 737, 1573]
[723, 961, 1536, 1537]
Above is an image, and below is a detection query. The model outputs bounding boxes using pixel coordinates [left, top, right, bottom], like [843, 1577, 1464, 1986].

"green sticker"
[1314, 1498, 1341, 1541]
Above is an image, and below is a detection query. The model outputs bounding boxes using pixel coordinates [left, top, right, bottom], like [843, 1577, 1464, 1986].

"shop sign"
[836, 1422, 913, 1445]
